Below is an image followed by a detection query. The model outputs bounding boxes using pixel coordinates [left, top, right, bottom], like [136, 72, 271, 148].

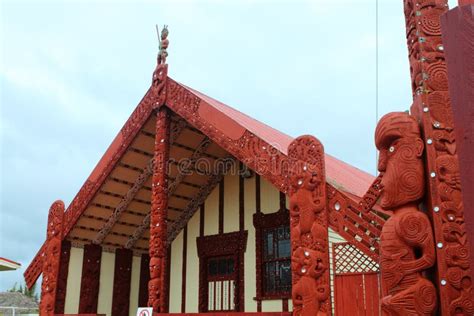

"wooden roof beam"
[91, 118, 186, 245]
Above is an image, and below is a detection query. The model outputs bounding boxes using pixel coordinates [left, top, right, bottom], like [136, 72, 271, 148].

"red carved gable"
[24, 76, 379, 288]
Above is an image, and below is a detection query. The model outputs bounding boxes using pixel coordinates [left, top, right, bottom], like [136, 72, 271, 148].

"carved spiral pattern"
[426, 60, 449, 91]
[399, 214, 426, 244]
[415, 282, 437, 314]
[447, 267, 464, 289]
[421, 10, 442, 35]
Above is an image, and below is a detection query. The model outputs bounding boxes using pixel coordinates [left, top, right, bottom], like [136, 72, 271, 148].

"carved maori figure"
[287, 136, 330, 316]
[376, 112, 437, 315]
[402, 0, 474, 313]
[40, 200, 65, 316]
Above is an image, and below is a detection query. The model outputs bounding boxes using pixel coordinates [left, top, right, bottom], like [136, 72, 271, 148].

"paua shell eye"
[389, 146, 395, 153]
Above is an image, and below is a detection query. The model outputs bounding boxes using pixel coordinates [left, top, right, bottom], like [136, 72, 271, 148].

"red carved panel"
[148, 108, 170, 313]
[138, 253, 150, 308]
[287, 136, 331, 315]
[111, 248, 133, 316]
[403, 0, 474, 313]
[196, 231, 248, 313]
[40, 200, 65, 316]
[79, 244, 102, 313]
[442, 3, 474, 290]
[375, 112, 437, 315]
[55, 240, 71, 314]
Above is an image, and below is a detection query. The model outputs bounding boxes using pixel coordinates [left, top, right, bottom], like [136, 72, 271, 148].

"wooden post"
[402, 0, 474, 313]
[148, 107, 170, 313]
[287, 136, 331, 315]
[441, 1, 474, 308]
[40, 200, 65, 316]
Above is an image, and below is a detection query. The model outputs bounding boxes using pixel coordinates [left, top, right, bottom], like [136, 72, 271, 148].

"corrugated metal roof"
[181, 82, 375, 197]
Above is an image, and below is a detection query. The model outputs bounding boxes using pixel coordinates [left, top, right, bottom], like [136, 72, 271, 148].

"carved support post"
[287, 136, 331, 316]
[403, 0, 474, 313]
[441, 1, 474, 292]
[40, 200, 65, 316]
[148, 107, 170, 313]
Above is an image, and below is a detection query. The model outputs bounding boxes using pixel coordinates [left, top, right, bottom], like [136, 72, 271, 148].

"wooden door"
[332, 243, 381, 316]
[334, 273, 380, 316]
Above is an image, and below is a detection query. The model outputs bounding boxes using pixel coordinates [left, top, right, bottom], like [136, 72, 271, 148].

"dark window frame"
[253, 206, 291, 300]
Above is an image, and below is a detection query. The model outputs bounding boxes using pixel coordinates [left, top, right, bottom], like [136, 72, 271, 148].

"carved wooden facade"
[24, 2, 474, 315]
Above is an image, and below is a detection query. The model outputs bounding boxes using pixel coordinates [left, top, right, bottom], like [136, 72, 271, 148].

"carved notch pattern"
[403, 0, 474, 313]
[287, 136, 331, 316]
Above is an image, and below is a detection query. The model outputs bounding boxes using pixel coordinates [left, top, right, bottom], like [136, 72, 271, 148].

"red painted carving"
[196, 231, 248, 312]
[79, 244, 102, 313]
[403, 0, 474, 313]
[54, 240, 71, 314]
[442, 2, 474, 294]
[40, 200, 65, 316]
[112, 248, 133, 316]
[287, 136, 330, 316]
[375, 112, 437, 315]
[148, 108, 170, 313]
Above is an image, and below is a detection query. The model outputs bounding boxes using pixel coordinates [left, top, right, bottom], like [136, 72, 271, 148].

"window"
[207, 256, 236, 312]
[262, 226, 291, 296]
[253, 205, 292, 300]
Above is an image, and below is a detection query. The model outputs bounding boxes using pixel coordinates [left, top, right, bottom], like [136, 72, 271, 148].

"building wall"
[63, 247, 141, 316]
[168, 173, 346, 313]
[61, 173, 348, 315]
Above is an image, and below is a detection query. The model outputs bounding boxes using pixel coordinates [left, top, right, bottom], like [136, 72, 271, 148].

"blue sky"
[0, 0, 458, 291]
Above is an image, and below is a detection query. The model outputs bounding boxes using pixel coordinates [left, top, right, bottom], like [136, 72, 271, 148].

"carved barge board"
[403, 0, 474, 313]
[40, 201, 65, 316]
[79, 244, 102, 313]
[54, 240, 71, 314]
[441, 2, 474, 288]
[287, 136, 331, 315]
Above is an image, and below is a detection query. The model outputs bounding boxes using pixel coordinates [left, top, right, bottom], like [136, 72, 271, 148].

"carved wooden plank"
[40, 201, 65, 316]
[403, 0, 474, 313]
[54, 240, 71, 314]
[138, 253, 150, 308]
[79, 244, 102, 313]
[148, 108, 170, 313]
[441, 2, 474, 290]
[111, 248, 133, 316]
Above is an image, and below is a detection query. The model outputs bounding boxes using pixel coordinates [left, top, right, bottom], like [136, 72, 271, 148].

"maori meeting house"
[25, 1, 474, 315]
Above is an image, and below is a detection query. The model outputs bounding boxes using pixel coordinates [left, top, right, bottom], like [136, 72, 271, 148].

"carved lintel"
[40, 200, 65, 316]
[287, 136, 331, 316]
